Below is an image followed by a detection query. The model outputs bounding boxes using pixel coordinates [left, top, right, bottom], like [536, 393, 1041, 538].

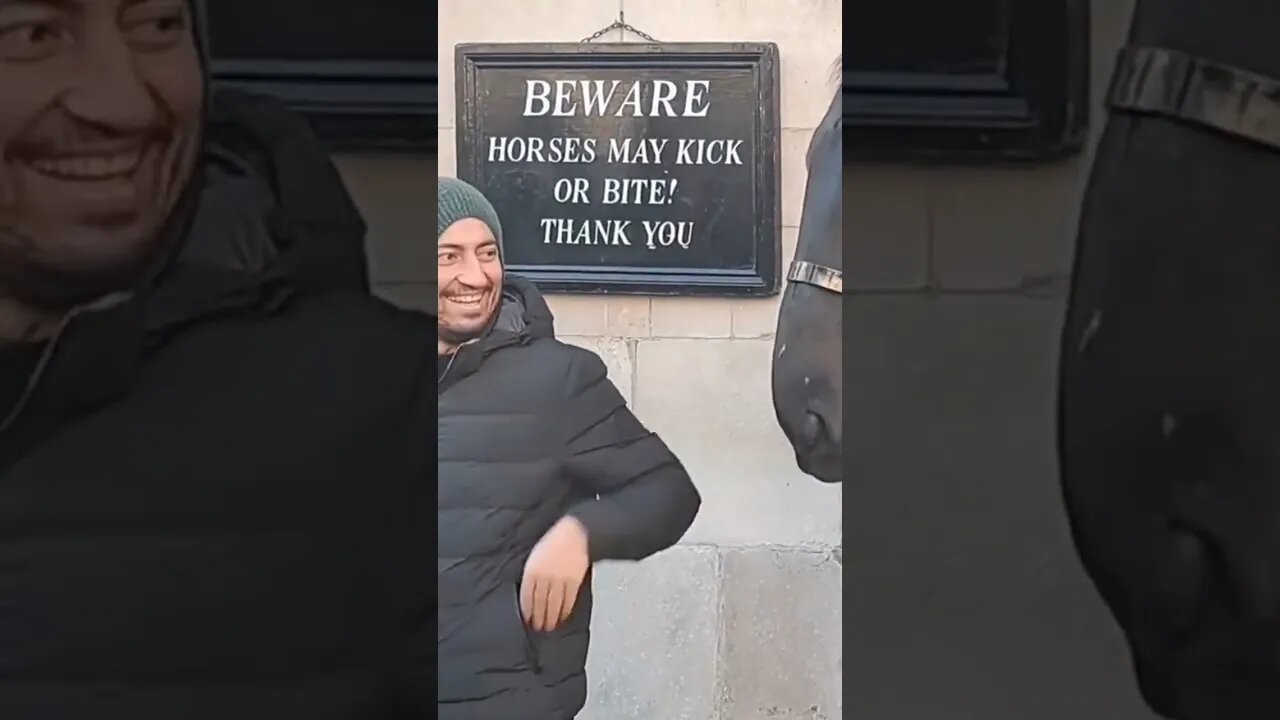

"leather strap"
[1109, 46, 1280, 151]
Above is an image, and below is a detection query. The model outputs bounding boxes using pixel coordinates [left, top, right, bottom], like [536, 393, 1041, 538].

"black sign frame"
[195, 0, 435, 153]
[843, 0, 1089, 162]
[455, 42, 782, 297]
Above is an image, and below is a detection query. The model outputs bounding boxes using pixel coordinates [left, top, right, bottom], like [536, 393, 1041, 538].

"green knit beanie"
[438, 177, 503, 254]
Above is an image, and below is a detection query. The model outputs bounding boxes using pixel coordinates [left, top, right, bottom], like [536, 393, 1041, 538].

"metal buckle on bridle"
[787, 260, 843, 295]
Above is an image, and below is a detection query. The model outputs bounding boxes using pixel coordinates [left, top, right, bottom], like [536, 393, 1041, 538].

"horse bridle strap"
[1109, 46, 1280, 152]
[787, 260, 843, 295]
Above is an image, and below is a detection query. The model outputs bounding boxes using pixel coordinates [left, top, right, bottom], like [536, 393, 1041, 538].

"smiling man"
[436, 179, 504, 358]
[0, 1, 431, 718]
[0, 0, 201, 344]
[437, 177, 702, 720]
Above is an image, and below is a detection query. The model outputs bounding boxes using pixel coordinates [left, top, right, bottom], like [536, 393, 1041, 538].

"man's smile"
[26, 150, 144, 181]
[6, 141, 157, 219]
[444, 290, 490, 308]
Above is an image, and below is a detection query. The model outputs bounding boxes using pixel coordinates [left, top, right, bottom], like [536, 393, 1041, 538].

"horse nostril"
[803, 411, 827, 451]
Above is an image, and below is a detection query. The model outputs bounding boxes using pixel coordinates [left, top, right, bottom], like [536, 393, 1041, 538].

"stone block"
[728, 227, 794, 340]
[730, 295, 781, 340]
[651, 298, 733, 339]
[561, 336, 635, 406]
[438, 0, 621, 131]
[546, 295, 610, 337]
[781, 219, 800, 267]
[333, 154, 434, 285]
[633, 338, 842, 547]
[928, 163, 1086, 291]
[845, 164, 929, 291]
[436, 128, 456, 176]
[781, 128, 815, 230]
[580, 546, 721, 720]
[624, 0, 842, 130]
[528, 295, 653, 339]
[721, 548, 843, 720]
[843, 295, 1158, 719]
[605, 297, 652, 338]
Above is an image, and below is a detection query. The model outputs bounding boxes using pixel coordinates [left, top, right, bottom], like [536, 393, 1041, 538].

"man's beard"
[438, 320, 487, 347]
[437, 281, 503, 348]
[0, 132, 201, 314]
[0, 250, 151, 312]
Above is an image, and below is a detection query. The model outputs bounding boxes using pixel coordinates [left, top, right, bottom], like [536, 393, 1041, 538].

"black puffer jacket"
[0, 89, 432, 719]
[437, 277, 701, 720]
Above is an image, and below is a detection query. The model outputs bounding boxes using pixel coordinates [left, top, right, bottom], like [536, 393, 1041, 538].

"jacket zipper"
[438, 337, 481, 392]
[0, 293, 129, 438]
[438, 350, 458, 386]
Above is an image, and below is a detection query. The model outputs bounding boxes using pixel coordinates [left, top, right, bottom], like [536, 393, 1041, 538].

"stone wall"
[436, 1, 843, 718]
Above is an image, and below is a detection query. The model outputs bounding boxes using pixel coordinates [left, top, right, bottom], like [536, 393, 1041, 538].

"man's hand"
[521, 515, 590, 632]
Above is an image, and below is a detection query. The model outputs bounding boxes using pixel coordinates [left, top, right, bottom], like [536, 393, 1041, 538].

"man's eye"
[0, 22, 68, 62]
[123, 7, 188, 51]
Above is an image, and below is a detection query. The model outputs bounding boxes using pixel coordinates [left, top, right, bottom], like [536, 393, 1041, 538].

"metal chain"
[580, 14, 662, 43]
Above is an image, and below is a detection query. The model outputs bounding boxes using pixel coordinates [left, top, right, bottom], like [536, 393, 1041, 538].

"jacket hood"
[137, 1, 368, 330]
[137, 87, 369, 332]
[491, 274, 555, 341]
[437, 275, 555, 394]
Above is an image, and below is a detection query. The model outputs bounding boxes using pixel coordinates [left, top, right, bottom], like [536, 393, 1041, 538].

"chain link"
[580, 18, 661, 43]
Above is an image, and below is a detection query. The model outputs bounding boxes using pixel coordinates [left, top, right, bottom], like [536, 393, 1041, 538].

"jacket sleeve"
[558, 349, 702, 562]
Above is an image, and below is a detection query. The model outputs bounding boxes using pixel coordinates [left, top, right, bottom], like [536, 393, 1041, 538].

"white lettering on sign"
[601, 178, 678, 206]
[641, 220, 695, 250]
[675, 138, 743, 166]
[540, 218, 634, 246]
[522, 79, 711, 118]
[607, 138, 669, 165]
[481, 74, 750, 254]
[487, 136, 598, 164]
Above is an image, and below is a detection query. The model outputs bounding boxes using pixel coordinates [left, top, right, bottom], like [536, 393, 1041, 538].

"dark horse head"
[1058, 3, 1280, 717]
[772, 85, 842, 483]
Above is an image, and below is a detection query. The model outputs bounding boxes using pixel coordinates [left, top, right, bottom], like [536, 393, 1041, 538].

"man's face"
[438, 217, 502, 344]
[0, 0, 203, 306]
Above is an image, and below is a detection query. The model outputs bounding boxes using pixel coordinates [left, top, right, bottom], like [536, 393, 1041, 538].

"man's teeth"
[28, 153, 142, 180]
[449, 294, 484, 304]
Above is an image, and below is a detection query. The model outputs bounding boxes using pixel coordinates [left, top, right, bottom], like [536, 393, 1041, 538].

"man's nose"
[61, 40, 160, 132]
[456, 257, 490, 287]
